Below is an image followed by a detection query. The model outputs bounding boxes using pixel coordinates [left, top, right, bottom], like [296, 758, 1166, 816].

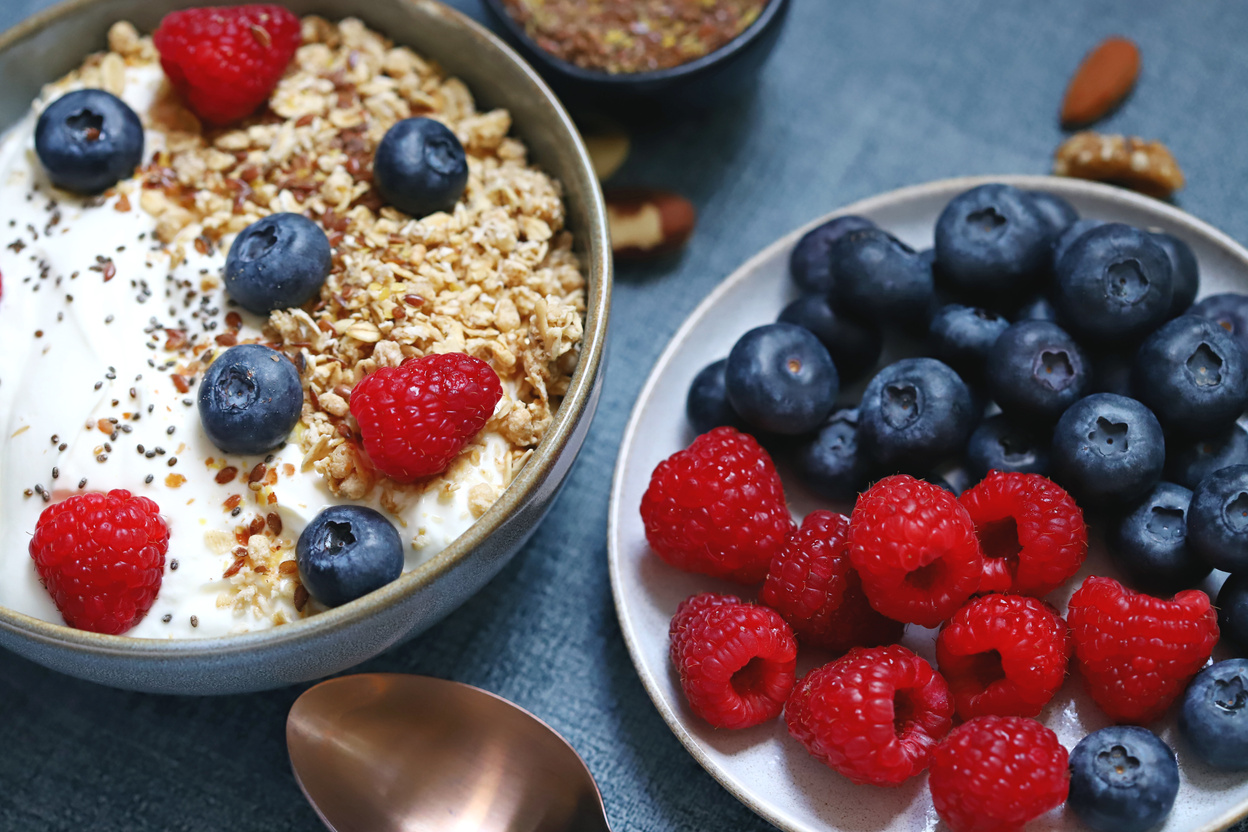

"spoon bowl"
[287, 673, 610, 832]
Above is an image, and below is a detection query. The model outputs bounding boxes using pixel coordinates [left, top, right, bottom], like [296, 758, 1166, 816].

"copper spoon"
[286, 673, 612, 832]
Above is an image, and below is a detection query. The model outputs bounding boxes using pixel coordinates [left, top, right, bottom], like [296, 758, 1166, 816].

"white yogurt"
[0, 67, 508, 638]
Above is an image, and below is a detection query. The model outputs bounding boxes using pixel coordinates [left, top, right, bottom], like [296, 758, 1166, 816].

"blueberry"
[34, 89, 144, 195]
[858, 358, 976, 470]
[1167, 424, 1248, 490]
[1132, 314, 1248, 437]
[965, 414, 1050, 479]
[829, 228, 933, 324]
[1150, 232, 1199, 316]
[686, 358, 744, 434]
[725, 323, 838, 435]
[1053, 223, 1174, 343]
[198, 344, 303, 455]
[777, 294, 882, 382]
[1089, 348, 1136, 397]
[1015, 294, 1059, 323]
[794, 408, 870, 502]
[1025, 190, 1079, 235]
[224, 213, 332, 315]
[1067, 726, 1179, 832]
[1109, 482, 1210, 594]
[788, 215, 876, 294]
[296, 505, 404, 607]
[1052, 217, 1104, 268]
[1179, 659, 1248, 771]
[1218, 573, 1248, 653]
[933, 183, 1053, 302]
[920, 471, 959, 495]
[986, 320, 1090, 424]
[1187, 463, 1248, 573]
[1191, 292, 1248, 357]
[1050, 394, 1165, 509]
[373, 117, 469, 218]
[927, 304, 1010, 384]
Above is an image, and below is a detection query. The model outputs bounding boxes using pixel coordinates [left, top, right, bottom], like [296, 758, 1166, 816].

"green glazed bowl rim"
[0, 0, 612, 657]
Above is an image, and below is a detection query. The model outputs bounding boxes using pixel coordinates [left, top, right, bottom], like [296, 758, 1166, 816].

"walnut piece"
[1053, 132, 1185, 199]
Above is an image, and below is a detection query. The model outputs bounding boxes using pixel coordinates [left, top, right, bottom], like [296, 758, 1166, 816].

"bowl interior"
[0, 0, 609, 657]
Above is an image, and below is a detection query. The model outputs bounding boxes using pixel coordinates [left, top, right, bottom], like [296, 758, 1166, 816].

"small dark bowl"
[482, 0, 791, 116]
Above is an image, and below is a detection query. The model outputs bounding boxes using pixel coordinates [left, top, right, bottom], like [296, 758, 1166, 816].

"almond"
[606, 188, 696, 260]
[1061, 36, 1140, 128]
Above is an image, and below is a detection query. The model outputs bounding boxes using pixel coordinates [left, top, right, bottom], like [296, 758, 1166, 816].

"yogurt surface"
[0, 65, 509, 638]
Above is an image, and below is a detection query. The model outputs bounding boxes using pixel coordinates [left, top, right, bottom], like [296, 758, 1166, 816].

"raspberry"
[936, 594, 1072, 719]
[641, 427, 794, 583]
[785, 645, 953, 786]
[1067, 575, 1219, 723]
[28, 490, 168, 634]
[847, 474, 983, 627]
[350, 353, 503, 482]
[929, 715, 1069, 832]
[153, 5, 302, 124]
[760, 510, 903, 652]
[668, 593, 797, 729]
[959, 470, 1088, 596]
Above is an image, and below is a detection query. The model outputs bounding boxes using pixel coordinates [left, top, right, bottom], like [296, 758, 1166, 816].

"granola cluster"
[49, 16, 587, 630]
[101, 16, 585, 497]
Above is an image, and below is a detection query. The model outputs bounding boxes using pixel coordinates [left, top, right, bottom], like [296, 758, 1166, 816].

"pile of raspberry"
[642, 426, 1220, 832]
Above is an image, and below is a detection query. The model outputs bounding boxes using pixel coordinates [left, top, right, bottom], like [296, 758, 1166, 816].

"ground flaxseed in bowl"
[0, 14, 587, 639]
[499, 0, 771, 74]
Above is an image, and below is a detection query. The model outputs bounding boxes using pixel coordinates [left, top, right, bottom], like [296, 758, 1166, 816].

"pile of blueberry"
[688, 183, 1248, 795]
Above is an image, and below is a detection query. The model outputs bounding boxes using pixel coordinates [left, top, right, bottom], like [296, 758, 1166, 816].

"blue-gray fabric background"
[3, 1, 1248, 830]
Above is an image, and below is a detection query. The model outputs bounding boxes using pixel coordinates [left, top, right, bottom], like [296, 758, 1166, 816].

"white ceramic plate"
[608, 175, 1248, 832]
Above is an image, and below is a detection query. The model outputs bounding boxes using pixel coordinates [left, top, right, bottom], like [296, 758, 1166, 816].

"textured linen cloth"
[3, 1, 1248, 830]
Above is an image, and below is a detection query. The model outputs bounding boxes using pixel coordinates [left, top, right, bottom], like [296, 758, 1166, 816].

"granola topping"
[0, 16, 586, 638]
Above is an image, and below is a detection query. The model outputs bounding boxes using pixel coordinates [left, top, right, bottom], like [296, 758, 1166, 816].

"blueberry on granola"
[34, 88, 143, 194]
[297, 505, 404, 607]
[374, 117, 469, 218]
[198, 343, 303, 455]
[224, 213, 333, 315]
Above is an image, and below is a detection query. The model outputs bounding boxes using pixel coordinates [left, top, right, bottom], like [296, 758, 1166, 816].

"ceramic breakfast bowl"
[481, 0, 791, 116]
[0, 0, 611, 694]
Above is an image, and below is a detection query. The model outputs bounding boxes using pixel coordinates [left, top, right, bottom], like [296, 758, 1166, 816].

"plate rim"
[607, 173, 1248, 832]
